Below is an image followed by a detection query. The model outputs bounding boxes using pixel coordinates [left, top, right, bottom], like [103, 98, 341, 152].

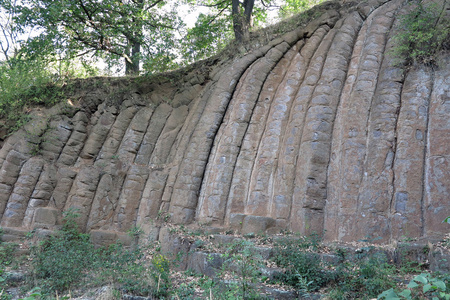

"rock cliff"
[0, 0, 448, 244]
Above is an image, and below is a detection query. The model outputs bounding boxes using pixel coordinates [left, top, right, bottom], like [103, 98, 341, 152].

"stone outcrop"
[0, 0, 449, 243]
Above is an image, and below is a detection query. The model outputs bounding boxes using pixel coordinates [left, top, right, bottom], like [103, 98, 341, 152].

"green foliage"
[1, 0, 182, 75]
[278, 0, 326, 19]
[0, 53, 99, 134]
[392, 1, 449, 66]
[0, 228, 17, 300]
[218, 239, 264, 299]
[181, 12, 233, 63]
[273, 234, 329, 292]
[29, 209, 171, 298]
[17, 287, 42, 300]
[0, 58, 57, 133]
[378, 273, 450, 300]
[330, 253, 397, 299]
[180, 0, 273, 63]
[273, 236, 398, 298]
[94, 242, 154, 297]
[150, 254, 171, 297]
[30, 211, 95, 293]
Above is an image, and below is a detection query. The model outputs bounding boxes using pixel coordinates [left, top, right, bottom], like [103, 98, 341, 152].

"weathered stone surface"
[159, 227, 192, 270]
[31, 207, 58, 229]
[22, 164, 57, 227]
[1, 157, 44, 227]
[135, 103, 172, 165]
[242, 215, 276, 235]
[424, 55, 450, 239]
[40, 117, 73, 162]
[186, 252, 223, 277]
[325, 0, 405, 242]
[57, 111, 89, 166]
[0, 0, 448, 244]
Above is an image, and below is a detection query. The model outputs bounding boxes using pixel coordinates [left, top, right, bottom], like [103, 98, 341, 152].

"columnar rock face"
[0, 0, 449, 243]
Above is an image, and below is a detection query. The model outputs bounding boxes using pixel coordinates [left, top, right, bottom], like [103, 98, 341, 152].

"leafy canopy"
[2, 0, 183, 74]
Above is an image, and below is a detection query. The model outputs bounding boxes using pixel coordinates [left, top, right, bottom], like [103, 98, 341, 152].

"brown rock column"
[57, 112, 89, 166]
[390, 67, 432, 240]
[226, 44, 295, 222]
[111, 165, 149, 232]
[63, 167, 101, 231]
[22, 164, 57, 227]
[197, 41, 292, 225]
[117, 107, 153, 162]
[40, 118, 73, 162]
[424, 55, 450, 239]
[80, 107, 117, 160]
[324, 0, 404, 241]
[150, 105, 189, 165]
[167, 44, 285, 224]
[96, 106, 139, 162]
[1, 157, 44, 227]
[355, 1, 406, 242]
[0, 150, 29, 219]
[291, 11, 364, 235]
[271, 25, 331, 228]
[134, 103, 173, 165]
[245, 41, 307, 218]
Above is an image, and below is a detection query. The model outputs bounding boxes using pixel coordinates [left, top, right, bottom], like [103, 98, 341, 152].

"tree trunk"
[125, 40, 140, 75]
[125, 0, 143, 75]
[232, 0, 244, 42]
[232, 0, 254, 42]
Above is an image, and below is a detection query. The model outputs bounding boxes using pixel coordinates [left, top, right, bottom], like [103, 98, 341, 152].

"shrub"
[30, 211, 96, 293]
[219, 239, 265, 299]
[29, 209, 165, 298]
[378, 273, 450, 300]
[392, 1, 449, 67]
[273, 235, 330, 292]
[0, 58, 62, 133]
[330, 253, 396, 299]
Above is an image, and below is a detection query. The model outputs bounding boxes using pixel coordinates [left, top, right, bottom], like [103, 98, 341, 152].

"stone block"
[254, 246, 273, 260]
[159, 227, 192, 270]
[241, 215, 276, 235]
[211, 234, 238, 248]
[116, 232, 134, 247]
[32, 207, 58, 229]
[138, 225, 160, 246]
[0, 227, 28, 242]
[90, 230, 118, 247]
[229, 213, 246, 230]
[186, 252, 223, 277]
[429, 250, 450, 273]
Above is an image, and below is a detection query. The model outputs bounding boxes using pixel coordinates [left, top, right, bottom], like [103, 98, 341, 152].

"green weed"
[273, 235, 330, 292]
[379, 272, 450, 300]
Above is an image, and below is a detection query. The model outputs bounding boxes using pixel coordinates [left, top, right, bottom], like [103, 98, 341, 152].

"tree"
[181, 0, 273, 63]
[278, 0, 325, 19]
[232, 0, 255, 42]
[2, 0, 182, 75]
